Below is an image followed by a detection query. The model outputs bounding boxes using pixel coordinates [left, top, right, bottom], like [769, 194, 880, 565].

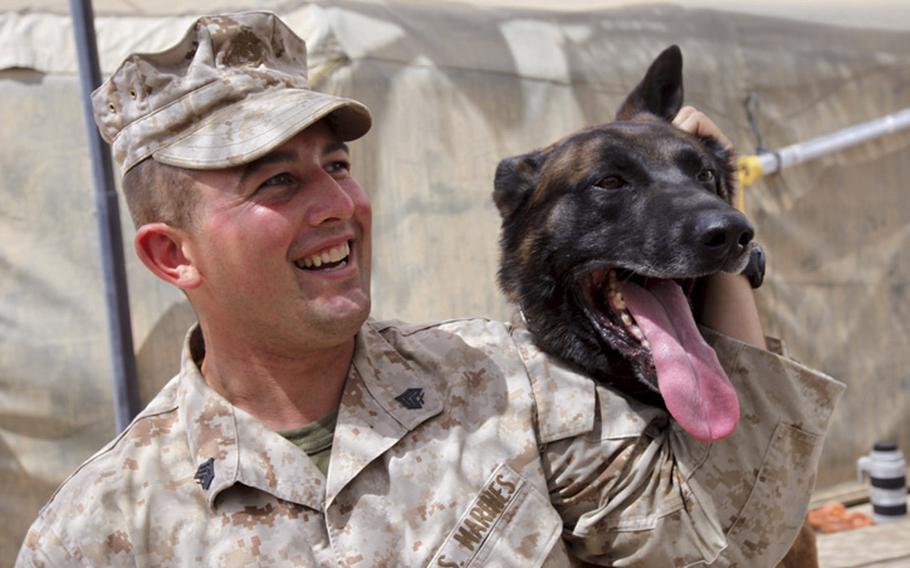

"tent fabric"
[3, 1, 910, 562]
[0, 7, 345, 74]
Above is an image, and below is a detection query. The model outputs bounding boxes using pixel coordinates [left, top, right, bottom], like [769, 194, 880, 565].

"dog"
[492, 44, 814, 568]
[493, 45, 751, 442]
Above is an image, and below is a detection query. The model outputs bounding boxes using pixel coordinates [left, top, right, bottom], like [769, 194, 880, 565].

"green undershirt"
[278, 410, 338, 477]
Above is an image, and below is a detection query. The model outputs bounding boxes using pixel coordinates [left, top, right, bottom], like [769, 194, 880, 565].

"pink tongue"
[619, 280, 740, 441]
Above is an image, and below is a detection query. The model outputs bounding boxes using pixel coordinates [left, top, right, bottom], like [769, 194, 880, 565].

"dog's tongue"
[619, 280, 740, 441]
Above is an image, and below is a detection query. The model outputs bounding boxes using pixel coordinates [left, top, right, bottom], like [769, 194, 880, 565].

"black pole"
[69, 0, 141, 431]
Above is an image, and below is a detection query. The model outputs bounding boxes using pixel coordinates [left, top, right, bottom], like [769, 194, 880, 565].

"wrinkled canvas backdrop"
[3, 0, 910, 561]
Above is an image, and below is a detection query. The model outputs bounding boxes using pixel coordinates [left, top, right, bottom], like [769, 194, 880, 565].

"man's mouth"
[584, 268, 740, 441]
[294, 241, 351, 271]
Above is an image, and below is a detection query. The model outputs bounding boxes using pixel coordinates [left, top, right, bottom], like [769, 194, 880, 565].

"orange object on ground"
[808, 502, 875, 533]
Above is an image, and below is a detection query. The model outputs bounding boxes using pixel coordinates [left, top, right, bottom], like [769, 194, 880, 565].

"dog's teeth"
[630, 325, 644, 340]
[613, 291, 626, 310]
[642, 339, 651, 350]
[621, 313, 632, 326]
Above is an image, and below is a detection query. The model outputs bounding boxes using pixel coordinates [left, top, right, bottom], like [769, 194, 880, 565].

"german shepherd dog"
[493, 46, 752, 443]
[493, 45, 817, 567]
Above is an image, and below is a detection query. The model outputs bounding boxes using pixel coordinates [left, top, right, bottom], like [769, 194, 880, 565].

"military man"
[17, 12, 843, 567]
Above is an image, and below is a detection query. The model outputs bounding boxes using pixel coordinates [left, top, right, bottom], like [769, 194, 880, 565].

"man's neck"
[198, 329, 355, 431]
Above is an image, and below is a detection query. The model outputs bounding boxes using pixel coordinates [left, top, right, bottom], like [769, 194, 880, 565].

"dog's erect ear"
[493, 151, 542, 220]
[614, 45, 684, 122]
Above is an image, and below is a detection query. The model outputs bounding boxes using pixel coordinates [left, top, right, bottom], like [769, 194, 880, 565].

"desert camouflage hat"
[92, 11, 372, 176]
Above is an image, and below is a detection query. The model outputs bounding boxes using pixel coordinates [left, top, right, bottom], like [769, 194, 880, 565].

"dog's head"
[493, 46, 750, 441]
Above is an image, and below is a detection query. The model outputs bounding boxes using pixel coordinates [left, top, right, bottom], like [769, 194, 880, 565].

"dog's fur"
[493, 45, 752, 405]
[492, 45, 816, 568]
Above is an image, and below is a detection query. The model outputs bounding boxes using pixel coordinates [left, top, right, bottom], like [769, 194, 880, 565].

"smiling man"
[17, 12, 844, 567]
[136, 123, 373, 431]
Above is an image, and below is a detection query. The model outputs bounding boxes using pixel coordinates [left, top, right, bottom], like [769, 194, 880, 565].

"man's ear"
[134, 223, 201, 290]
[493, 150, 543, 221]
[614, 45, 684, 122]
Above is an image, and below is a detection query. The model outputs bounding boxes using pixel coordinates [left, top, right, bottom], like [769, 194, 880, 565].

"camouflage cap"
[92, 11, 372, 176]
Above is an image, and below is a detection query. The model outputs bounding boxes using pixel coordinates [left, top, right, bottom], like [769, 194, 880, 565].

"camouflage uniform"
[19, 13, 844, 566]
[18, 318, 843, 567]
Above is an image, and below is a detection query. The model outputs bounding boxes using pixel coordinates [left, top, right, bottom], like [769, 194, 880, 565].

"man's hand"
[672, 105, 733, 149]
[673, 106, 768, 350]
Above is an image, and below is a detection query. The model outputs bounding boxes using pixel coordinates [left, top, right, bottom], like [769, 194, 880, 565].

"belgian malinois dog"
[493, 46, 753, 443]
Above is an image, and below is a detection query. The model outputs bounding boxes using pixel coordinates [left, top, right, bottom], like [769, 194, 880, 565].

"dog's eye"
[697, 169, 716, 183]
[595, 175, 626, 190]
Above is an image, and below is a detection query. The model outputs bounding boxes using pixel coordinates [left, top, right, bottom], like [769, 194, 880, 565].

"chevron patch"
[194, 457, 215, 490]
[395, 388, 425, 410]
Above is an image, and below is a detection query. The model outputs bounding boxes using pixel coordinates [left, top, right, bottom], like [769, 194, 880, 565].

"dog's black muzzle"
[635, 185, 755, 276]
[694, 209, 754, 266]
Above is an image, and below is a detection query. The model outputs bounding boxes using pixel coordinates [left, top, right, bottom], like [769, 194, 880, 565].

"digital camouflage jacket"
[17, 318, 844, 567]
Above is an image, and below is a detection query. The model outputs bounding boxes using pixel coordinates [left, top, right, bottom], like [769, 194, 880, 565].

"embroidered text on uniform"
[453, 473, 518, 551]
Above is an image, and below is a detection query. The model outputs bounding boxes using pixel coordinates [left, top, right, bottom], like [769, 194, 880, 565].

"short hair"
[121, 158, 198, 229]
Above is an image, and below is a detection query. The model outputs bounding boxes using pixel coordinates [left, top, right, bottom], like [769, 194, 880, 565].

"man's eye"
[327, 160, 351, 174]
[261, 173, 294, 187]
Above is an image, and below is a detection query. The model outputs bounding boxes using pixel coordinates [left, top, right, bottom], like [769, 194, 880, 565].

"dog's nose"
[697, 212, 754, 258]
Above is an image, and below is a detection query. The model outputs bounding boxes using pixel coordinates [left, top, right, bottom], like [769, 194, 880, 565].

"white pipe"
[757, 107, 910, 176]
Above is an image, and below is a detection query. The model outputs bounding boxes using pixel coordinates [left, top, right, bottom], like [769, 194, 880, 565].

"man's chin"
[309, 294, 371, 333]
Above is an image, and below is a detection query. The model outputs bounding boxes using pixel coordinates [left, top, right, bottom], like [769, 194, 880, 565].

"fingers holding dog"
[673, 106, 734, 151]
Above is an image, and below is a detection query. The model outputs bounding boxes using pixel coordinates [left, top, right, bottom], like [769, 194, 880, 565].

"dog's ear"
[614, 45, 684, 122]
[493, 151, 542, 220]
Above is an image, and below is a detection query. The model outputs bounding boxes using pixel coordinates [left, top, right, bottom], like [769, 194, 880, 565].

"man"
[18, 12, 843, 567]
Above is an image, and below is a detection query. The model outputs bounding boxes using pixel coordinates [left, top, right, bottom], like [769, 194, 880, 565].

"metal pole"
[739, 107, 910, 184]
[69, 0, 141, 431]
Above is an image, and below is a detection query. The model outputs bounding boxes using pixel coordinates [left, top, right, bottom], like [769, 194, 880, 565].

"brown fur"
[493, 46, 748, 400]
[493, 45, 814, 565]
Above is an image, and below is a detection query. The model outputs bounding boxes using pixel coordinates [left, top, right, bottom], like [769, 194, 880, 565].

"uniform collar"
[351, 319, 444, 429]
[177, 321, 444, 512]
[178, 326, 326, 512]
[324, 319, 444, 506]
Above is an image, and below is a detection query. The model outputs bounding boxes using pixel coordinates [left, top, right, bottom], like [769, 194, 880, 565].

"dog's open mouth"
[582, 268, 740, 441]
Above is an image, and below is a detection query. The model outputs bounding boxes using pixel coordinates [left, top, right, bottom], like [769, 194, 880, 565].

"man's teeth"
[297, 242, 350, 269]
[606, 269, 648, 350]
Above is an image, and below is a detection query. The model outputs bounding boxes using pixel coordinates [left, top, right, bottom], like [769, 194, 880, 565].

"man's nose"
[306, 172, 355, 226]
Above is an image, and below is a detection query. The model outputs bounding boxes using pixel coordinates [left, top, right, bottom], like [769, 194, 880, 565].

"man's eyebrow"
[239, 150, 297, 185]
[325, 141, 350, 156]
[238, 142, 350, 186]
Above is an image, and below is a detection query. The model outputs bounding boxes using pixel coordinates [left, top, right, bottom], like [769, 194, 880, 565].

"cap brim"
[152, 88, 372, 170]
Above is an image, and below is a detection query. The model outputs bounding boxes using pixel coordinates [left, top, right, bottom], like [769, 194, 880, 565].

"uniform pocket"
[721, 422, 822, 566]
[428, 464, 564, 568]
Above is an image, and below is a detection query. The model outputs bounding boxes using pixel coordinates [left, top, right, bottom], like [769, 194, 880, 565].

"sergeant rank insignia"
[194, 457, 215, 490]
[395, 388, 425, 410]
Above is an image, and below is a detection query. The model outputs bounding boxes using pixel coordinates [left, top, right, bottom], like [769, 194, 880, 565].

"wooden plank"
[816, 504, 910, 568]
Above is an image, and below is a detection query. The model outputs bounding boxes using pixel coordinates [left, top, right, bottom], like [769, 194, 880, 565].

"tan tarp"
[3, 0, 910, 562]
